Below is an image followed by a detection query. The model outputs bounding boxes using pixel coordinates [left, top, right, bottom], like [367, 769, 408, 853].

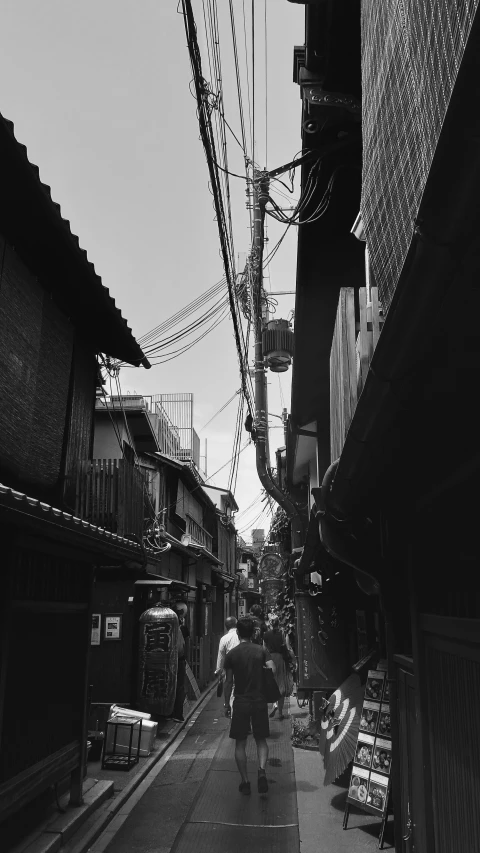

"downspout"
[252, 171, 303, 545]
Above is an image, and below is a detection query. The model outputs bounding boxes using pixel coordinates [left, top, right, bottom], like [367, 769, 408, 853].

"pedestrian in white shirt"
[215, 617, 240, 717]
[215, 617, 240, 674]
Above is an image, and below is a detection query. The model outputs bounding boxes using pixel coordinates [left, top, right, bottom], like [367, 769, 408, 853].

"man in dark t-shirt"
[224, 617, 275, 795]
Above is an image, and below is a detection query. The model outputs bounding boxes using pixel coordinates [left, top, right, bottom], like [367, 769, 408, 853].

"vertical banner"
[347, 669, 392, 816]
[295, 592, 350, 691]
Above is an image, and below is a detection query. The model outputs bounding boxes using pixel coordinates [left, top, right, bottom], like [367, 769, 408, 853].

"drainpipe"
[252, 171, 303, 546]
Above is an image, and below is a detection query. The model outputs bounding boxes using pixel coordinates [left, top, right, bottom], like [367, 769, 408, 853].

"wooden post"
[117, 460, 124, 536]
[358, 287, 370, 395]
[70, 566, 95, 806]
[371, 286, 381, 351]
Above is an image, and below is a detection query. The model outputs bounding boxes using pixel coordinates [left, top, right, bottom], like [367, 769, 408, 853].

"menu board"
[346, 669, 392, 816]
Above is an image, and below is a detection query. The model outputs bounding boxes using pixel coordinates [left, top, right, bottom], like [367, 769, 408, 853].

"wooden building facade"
[0, 112, 149, 823]
[86, 400, 237, 702]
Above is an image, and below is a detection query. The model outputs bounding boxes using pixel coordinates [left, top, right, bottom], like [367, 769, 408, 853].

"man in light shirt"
[215, 616, 240, 674]
[215, 616, 240, 716]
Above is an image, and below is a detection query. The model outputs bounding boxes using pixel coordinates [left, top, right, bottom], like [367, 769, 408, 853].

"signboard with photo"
[104, 614, 122, 640]
[372, 737, 392, 775]
[364, 669, 385, 701]
[359, 700, 379, 735]
[348, 766, 370, 804]
[354, 733, 374, 768]
[378, 705, 391, 738]
[366, 773, 389, 814]
[345, 669, 392, 841]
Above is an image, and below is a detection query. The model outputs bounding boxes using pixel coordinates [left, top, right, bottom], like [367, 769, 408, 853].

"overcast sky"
[0, 1, 304, 538]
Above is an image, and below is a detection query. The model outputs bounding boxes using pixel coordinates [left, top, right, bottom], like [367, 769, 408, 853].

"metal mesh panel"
[150, 393, 200, 468]
[361, 0, 479, 312]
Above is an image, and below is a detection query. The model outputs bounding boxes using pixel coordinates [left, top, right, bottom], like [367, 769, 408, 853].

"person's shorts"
[229, 696, 269, 740]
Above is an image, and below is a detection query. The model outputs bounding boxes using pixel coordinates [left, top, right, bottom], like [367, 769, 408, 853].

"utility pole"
[252, 170, 302, 542]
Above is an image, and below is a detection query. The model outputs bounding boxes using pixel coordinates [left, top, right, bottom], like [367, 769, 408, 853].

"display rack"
[102, 717, 143, 771]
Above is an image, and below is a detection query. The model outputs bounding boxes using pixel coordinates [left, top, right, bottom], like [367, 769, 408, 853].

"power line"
[200, 389, 240, 431]
[181, 0, 254, 417]
[251, 0, 255, 166]
[264, 0, 268, 168]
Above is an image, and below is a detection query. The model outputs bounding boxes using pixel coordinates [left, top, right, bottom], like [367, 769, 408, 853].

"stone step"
[12, 781, 114, 853]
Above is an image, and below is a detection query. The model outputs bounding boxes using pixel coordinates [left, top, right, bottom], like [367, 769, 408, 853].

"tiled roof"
[0, 112, 149, 368]
[0, 482, 145, 553]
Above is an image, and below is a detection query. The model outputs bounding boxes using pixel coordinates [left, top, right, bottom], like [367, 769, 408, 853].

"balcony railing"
[186, 514, 213, 553]
[75, 459, 145, 540]
[330, 286, 383, 460]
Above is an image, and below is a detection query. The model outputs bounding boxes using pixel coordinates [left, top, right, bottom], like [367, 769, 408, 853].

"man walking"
[215, 616, 240, 718]
[224, 617, 275, 795]
[215, 616, 240, 675]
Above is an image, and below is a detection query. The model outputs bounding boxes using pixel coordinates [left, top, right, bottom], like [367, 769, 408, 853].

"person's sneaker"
[258, 771, 268, 794]
[171, 716, 184, 723]
[239, 781, 251, 795]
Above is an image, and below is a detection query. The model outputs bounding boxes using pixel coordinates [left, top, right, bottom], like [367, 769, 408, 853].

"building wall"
[0, 234, 73, 498]
[217, 522, 235, 575]
[89, 576, 138, 704]
[175, 479, 203, 526]
[1, 535, 91, 792]
[63, 337, 97, 512]
[93, 415, 128, 459]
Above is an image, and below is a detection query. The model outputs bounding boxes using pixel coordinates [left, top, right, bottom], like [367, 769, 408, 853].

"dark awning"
[135, 574, 196, 591]
[212, 567, 235, 585]
[187, 543, 223, 566]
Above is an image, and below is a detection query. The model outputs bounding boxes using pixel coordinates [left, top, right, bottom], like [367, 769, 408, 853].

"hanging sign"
[295, 593, 350, 691]
[345, 669, 392, 819]
[259, 552, 284, 578]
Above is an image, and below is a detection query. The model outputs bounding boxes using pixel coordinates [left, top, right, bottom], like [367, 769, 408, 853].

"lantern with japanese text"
[138, 605, 179, 716]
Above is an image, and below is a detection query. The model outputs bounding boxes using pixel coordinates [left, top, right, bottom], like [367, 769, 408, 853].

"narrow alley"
[2, 4, 479, 852]
[85, 694, 385, 853]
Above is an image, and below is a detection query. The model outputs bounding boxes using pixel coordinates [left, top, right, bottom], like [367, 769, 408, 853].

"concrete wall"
[93, 415, 127, 459]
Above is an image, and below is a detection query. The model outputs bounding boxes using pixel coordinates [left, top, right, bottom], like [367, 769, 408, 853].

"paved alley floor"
[88, 693, 391, 853]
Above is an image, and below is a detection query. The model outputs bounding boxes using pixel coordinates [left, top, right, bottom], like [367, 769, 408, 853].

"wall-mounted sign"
[259, 552, 284, 579]
[91, 614, 101, 645]
[104, 614, 122, 641]
[238, 598, 246, 617]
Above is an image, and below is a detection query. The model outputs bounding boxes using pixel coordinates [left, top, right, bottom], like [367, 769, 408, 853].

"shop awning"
[186, 543, 223, 566]
[211, 567, 235, 585]
[135, 574, 196, 591]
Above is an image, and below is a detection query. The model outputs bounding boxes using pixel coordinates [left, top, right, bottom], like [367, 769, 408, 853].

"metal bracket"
[304, 85, 361, 117]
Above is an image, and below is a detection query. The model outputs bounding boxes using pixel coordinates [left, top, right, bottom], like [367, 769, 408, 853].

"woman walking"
[263, 616, 294, 720]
